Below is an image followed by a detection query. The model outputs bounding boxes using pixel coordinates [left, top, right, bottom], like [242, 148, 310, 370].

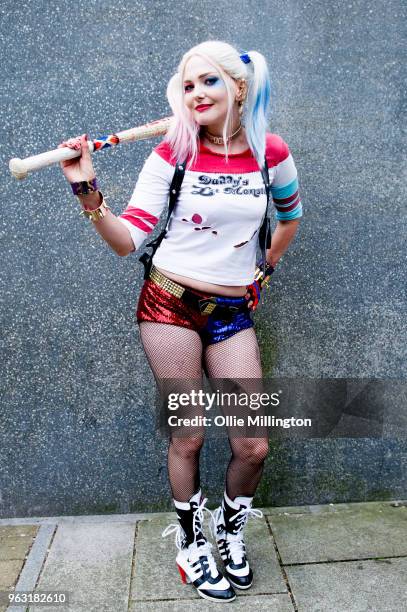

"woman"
[59, 40, 302, 603]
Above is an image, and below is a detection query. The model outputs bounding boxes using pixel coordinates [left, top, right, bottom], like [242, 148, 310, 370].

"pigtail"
[243, 50, 271, 167]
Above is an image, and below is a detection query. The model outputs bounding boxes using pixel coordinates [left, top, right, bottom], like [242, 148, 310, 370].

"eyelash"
[184, 77, 219, 92]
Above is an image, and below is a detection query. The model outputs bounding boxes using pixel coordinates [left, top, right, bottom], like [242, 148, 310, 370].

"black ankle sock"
[222, 491, 253, 534]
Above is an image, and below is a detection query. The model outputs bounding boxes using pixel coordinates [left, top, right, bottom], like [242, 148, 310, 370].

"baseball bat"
[9, 116, 173, 180]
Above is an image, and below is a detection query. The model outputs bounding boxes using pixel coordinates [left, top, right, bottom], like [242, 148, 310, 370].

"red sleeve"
[117, 148, 174, 249]
[265, 133, 290, 167]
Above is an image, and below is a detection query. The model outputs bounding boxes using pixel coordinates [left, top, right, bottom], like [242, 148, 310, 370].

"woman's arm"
[59, 135, 173, 258]
[58, 135, 135, 257]
[77, 191, 135, 257]
[245, 219, 300, 310]
[267, 219, 300, 268]
[267, 136, 303, 267]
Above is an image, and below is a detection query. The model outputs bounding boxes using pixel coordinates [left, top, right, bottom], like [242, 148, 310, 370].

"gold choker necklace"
[205, 124, 242, 146]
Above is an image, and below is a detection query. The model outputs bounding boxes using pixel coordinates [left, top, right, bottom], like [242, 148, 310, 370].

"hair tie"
[240, 52, 251, 64]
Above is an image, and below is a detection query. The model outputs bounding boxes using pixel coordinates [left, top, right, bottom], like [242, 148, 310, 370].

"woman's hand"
[245, 262, 275, 311]
[245, 279, 261, 311]
[57, 134, 96, 184]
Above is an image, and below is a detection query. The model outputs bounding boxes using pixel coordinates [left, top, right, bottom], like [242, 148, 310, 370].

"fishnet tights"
[139, 322, 268, 502]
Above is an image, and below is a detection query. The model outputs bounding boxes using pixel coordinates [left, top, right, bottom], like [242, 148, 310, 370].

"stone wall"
[1, 0, 405, 517]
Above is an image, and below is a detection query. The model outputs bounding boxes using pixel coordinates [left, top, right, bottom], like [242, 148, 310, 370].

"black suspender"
[258, 158, 271, 278]
[139, 158, 187, 279]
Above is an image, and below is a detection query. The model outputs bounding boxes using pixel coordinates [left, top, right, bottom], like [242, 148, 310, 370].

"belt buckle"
[198, 298, 217, 315]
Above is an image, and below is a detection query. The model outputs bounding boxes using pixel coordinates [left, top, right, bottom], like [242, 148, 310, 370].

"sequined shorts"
[136, 279, 254, 347]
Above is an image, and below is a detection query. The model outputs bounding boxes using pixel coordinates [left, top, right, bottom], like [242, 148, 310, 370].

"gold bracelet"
[79, 192, 110, 222]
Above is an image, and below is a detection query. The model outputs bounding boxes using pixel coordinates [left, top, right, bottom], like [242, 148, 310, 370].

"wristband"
[71, 177, 99, 196]
[254, 261, 275, 287]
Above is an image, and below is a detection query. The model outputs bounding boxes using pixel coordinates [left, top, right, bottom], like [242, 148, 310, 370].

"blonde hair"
[165, 40, 271, 167]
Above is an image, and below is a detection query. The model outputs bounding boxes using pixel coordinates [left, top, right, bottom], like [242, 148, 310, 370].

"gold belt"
[148, 266, 218, 315]
[149, 266, 186, 299]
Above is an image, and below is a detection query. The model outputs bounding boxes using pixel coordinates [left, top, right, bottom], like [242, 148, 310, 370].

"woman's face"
[183, 55, 239, 133]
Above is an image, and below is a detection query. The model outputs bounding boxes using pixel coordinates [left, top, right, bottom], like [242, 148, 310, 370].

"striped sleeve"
[271, 143, 303, 221]
[117, 150, 174, 250]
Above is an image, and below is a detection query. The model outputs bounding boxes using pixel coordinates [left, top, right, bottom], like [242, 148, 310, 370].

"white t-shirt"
[118, 133, 302, 285]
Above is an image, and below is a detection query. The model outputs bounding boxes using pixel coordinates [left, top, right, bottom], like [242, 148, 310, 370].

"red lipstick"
[195, 104, 213, 112]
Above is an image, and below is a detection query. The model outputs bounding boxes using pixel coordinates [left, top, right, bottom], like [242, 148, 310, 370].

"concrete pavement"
[1, 500, 406, 611]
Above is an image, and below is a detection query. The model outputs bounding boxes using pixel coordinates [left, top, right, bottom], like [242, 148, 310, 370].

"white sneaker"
[162, 493, 236, 603]
[212, 493, 263, 590]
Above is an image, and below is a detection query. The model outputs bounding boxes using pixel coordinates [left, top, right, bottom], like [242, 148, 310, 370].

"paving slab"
[0, 513, 166, 527]
[131, 512, 287, 604]
[0, 526, 38, 565]
[6, 525, 56, 612]
[263, 500, 407, 515]
[0, 560, 24, 611]
[129, 593, 294, 611]
[27, 522, 135, 611]
[267, 503, 407, 564]
[0, 560, 24, 590]
[286, 557, 407, 612]
[0, 524, 39, 611]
